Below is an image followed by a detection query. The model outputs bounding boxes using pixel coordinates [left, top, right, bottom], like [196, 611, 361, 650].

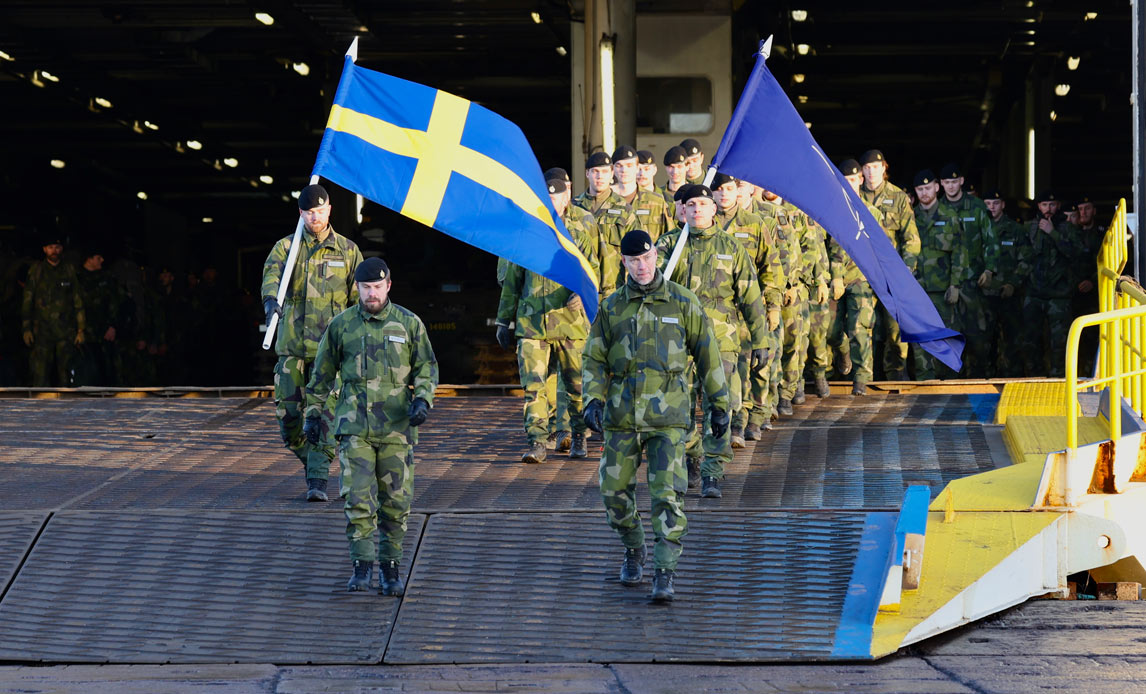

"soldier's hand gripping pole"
[262, 174, 320, 350]
[662, 166, 719, 278]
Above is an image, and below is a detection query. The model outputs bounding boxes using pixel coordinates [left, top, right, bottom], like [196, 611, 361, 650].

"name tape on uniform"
[328, 260, 345, 267]
[387, 335, 406, 343]
[716, 254, 734, 260]
[661, 316, 680, 324]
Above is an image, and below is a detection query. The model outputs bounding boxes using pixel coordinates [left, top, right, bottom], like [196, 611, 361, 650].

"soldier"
[495, 178, 594, 464]
[1073, 196, 1104, 374]
[305, 257, 437, 596]
[574, 152, 640, 304]
[611, 145, 675, 241]
[679, 138, 706, 185]
[858, 149, 921, 379]
[801, 214, 834, 399]
[656, 185, 768, 498]
[635, 150, 658, 193]
[75, 248, 124, 386]
[937, 163, 998, 378]
[262, 184, 363, 502]
[583, 229, 728, 602]
[22, 236, 84, 387]
[829, 160, 883, 395]
[755, 189, 800, 419]
[712, 172, 784, 446]
[912, 170, 967, 379]
[1021, 191, 1082, 377]
[982, 190, 1028, 377]
[658, 146, 690, 207]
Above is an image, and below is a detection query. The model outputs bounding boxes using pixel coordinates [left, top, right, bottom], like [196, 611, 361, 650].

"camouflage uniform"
[583, 271, 728, 570]
[860, 180, 921, 378]
[801, 216, 834, 385]
[781, 208, 830, 398]
[622, 188, 675, 242]
[22, 260, 85, 387]
[658, 184, 683, 212]
[306, 301, 439, 564]
[939, 195, 998, 378]
[828, 200, 885, 386]
[261, 227, 363, 481]
[1020, 216, 1082, 377]
[912, 204, 967, 379]
[75, 267, 124, 386]
[574, 189, 640, 305]
[756, 200, 802, 414]
[990, 214, 1029, 377]
[656, 222, 768, 479]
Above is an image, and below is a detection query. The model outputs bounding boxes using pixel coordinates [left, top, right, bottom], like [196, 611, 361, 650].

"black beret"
[354, 256, 390, 282]
[859, 149, 885, 165]
[711, 172, 737, 189]
[673, 184, 697, 202]
[682, 185, 713, 203]
[544, 167, 571, 183]
[546, 179, 568, 194]
[838, 159, 861, 176]
[620, 229, 654, 256]
[679, 138, 702, 155]
[1077, 195, 1094, 205]
[41, 235, 64, 246]
[939, 162, 962, 180]
[298, 184, 330, 210]
[612, 145, 638, 162]
[1036, 190, 1057, 203]
[586, 152, 612, 169]
[663, 146, 687, 166]
[913, 169, 937, 187]
[983, 189, 1004, 201]
[1063, 201, 1079, 212]
[636, 150, 655, 165]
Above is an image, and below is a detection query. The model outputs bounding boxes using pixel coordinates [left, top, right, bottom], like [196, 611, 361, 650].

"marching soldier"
[680, 138, 706, 184]
[574, 152, 640, 303]
[612, 145, 675, 242]
[22, 236, 84, 387]
[305, 257, 438, 596]
[1020, 191, 1082, 377]
[755, 189, 799, 418]
[658, 146, 690, 207]
[583, 229, 729, 602]
[983, 190, 1028, 377]
[76, 248, 124, 386]
[911, 170, 968, 379]
[261, 184, 363, 502]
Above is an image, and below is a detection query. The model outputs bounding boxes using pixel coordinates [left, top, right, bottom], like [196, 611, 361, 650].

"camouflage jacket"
[913, 203, 968, 293]
[22, 260, 85, 338]
[717, 205, 784, 308]
[830, 200, 886, 288]
[583, 271, 729, 431]
[792, 217, 831, 292]
[77, 268, 123, 341]
[574, 189, 640, 303]
[657, 183, 684, 211]
[1019, 216, 1083, 299]
[861, 180, 921, 272]
[306, 301, 439, 445]
[939, 194, 999, 286]
[260, 227, 363, 360]
[991, 215, 1028, 292]
[617, 187, 675, 242]
[754, 200, 803, 288]
[1075, 223, 1107, 288]
[655, 223, 768, 352]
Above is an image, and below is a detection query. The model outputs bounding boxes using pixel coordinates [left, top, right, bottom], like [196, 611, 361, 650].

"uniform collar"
[305, 226, 337, 247]
[624, 270, 666, 300]
[358, 299, 393, 322]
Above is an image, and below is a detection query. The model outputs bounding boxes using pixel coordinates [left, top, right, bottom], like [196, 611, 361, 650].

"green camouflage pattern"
[260, 228, 363, 360]
[939, 195, 999, 290]
[306, 301, 439, 445]
[684, 352, 738, 478]
[780, 295, 811, 399]
[339, 436, 414, 563]
[275, 355, 337, 480]
[860, 180, 921, 271]
[755, 200, 803, 283]
[992, 215, 1028, 291]
[829, 284, 877, 384]
[574, 189, 640, 303]
[1021, 296, 1072, 377]
[913, 205, 968, 293]
[517, 337, 585, 441]
[77, 268, 122, 343]
[23, 260, 86, 387]
[625, 188, 676, 242]
[795, 217, 831, 380]
[716, 206, 784, 308]
[911, 290, 957, 380]
[1019, 217, 1083, 300]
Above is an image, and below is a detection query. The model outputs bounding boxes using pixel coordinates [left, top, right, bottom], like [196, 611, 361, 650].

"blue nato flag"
[311, 56, 599, 320]
[709, 42, 964, 372]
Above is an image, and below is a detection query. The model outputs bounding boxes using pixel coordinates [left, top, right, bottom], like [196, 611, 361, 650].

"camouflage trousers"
[805, 295, 833, 378]
[913, 292, 957, 380]
[956, 280, 992, 379]
[876, 304, 909, 378]
[748, 324, 784, 427]
[829, 284, 876, 385]
[547, 372, 570, 434]
[517, 337, 585, 443]
[599, 427, 688, 570]
[991, 295, 1026, 377]
[73, 341, 120, 387]
[273, 356, 336, 480]
[29, 333, 75, 387]
[780, 298, 811, 400]
[339, 435, 414, 563]
[1021, 296, 1072, 377]
[685, 352, 737, 478]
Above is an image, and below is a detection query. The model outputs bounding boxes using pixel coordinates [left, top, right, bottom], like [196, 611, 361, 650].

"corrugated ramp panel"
[0, 512, 422, 664]
[384, 511, 868, 663]
[778, 393, 999, 428]
[994, 382, 1067, 424]
[0, 513, 47, 594]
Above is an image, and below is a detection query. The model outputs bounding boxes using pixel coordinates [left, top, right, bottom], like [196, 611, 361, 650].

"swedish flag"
[312, 57, 599, 319]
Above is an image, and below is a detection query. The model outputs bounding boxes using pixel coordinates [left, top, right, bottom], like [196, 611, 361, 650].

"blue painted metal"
[830, 511, 897, 658]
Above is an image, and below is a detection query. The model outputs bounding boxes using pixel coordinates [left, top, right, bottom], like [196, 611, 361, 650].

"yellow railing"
[1066, 199, 1146, 450]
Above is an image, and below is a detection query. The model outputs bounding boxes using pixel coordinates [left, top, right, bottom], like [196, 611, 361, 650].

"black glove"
[408, 397, 430, 427]
[302, 415, 321, 445]
[709, 408, 729, 439]
[583, 399, 604, 434]
[263, 297, 282, 326]
[495, 324, 513, 350]
[750, 347, 768, 371]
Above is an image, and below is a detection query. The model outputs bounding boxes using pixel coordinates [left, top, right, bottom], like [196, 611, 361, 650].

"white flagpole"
[262, 38, 359, 350]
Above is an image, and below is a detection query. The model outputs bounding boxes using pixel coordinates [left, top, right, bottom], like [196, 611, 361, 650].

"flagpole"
[262, 38, 359, 351]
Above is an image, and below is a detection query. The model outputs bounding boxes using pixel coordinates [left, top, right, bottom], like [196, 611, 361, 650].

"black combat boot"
[686, 456, 701, 490]
[522, 440, 547, 464]
[888, 368, 908, 381]
[792, 387, 806, 405]
[569, 432, 587, 458]
[701, 476, 722, 499]
[815, 376, 831, 398]
[730, 425, 746, 449]
[619, 545, 646, 586]
[556, 431, 572, 452]
[379, 560, 405, 596]
[650, 568, 675, 602]
[744, 423, 762, 441]
[347, 560, 373, 592]
[852, 381, 867, 396]
[838, 351, 853, 377]
[306, 478, 328, 502]
[778, 398, 794, 416]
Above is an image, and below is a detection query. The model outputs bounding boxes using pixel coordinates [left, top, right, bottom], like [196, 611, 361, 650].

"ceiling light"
[40, 70, 59, 83]
[201, 217, 213, 223]
[249, 179, 259, 187]
[136, 191, 148, 200]
[93, 96, 112, 108]
[223, 157, 239, 168]
[797, 95, 808, 104]
[255, 12, 274, 25]
[1084, 11, 1098, 20]
[174, 142, 185, 153]
[555, 46, 567, 56]
[796, 43, 810, 56]
[793, 73, 806, 83]
[1049, 110, 1057, 121]
[291, 190, 301, 199]
[804, 122, 812, 129]
[292, 61, 309, 76]
[143, 120, 158, 131]
[50, 159, 65, 169]
[791, 9, 808, 22]
[259, 174, 274, 184]
[1067, 56, 1080, 70]
[1055, 83, 1071, 96]
[0, 50, 14, 61]
[356, 25, 369, 32]
[530, 11, 542, 24]
[131, 120, 144, 133]
[185, 139, 202, 150]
